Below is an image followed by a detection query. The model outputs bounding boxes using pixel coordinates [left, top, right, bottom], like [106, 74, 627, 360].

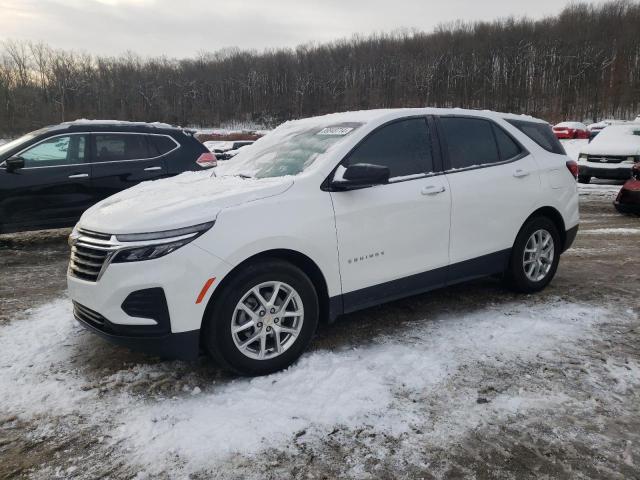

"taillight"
[566, 160, 578, 179]
[196, 152, 217, 168]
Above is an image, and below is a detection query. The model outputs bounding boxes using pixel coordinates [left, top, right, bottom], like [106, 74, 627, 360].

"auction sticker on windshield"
[317, 127, 355, 136]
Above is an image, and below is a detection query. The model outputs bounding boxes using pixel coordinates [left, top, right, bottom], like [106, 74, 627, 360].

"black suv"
[0, 121, 215, 234]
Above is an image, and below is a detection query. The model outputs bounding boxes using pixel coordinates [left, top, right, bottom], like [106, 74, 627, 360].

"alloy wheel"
[231, 281, 304, 360]
[522, 229, 555, 282]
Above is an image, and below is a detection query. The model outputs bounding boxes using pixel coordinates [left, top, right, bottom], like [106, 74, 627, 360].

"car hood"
[79, 171, 293, 234]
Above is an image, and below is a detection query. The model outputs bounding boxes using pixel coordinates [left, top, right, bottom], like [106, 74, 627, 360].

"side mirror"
[5, 156, 25, 172]
[331, 163, 390, 190]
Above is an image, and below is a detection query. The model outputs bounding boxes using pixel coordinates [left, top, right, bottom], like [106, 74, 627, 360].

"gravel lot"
[0, 182, 639, 479]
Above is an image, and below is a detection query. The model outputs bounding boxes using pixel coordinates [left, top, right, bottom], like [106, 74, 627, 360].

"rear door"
[437, 116, 540, 276]
[90, 133, 169, 202]
[0, 133, 92, 231]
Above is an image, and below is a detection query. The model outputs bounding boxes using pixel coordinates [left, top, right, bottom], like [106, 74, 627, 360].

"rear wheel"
[202, 259, 318, 376]
[504, 217, 561, 293]
[578, 175, 591, 184]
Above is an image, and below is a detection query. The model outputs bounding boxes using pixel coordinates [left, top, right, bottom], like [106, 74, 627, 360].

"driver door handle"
[421, 185, 446, 195]
[144, 166, 162, 172]
[68, 173, 89, 179]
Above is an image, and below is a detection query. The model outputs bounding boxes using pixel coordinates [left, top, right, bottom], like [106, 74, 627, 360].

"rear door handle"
[68, 173, 89, 179]
[513, 169, 530, 178]
[421, 185, 446, 195]
[144, 166, 162, 172]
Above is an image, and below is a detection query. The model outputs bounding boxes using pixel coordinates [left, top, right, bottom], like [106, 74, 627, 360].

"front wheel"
[202, 259, 319, 376]
[504, 217, 561, 293]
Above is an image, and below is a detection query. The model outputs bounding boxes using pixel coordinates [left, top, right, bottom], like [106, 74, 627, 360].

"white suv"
[67, 108, 579, 375]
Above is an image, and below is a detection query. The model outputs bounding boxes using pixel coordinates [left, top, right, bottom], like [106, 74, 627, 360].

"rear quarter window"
[149, 135, 178, 156]
[506, 120, 566, 155]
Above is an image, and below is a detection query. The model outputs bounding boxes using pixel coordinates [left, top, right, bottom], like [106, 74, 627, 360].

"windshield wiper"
[238, 173, 254, 179]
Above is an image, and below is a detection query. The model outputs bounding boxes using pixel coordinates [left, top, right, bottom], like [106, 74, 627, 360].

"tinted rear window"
[439, 117, 500, 169]
[506, 120, 565, 155]
[95, 134, 150, 161]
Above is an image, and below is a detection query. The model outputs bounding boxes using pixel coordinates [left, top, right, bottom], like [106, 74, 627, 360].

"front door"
[329, 117, 451, 312]
[0, 133, 92, 232]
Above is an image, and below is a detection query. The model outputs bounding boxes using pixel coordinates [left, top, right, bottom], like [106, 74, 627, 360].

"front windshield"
[0, 129, 46, 158]
[216, 121, 362, 179]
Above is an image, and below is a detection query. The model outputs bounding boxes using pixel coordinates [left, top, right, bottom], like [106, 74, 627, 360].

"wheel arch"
[201, 249, 336, 334]
[521, 206, 567, 251]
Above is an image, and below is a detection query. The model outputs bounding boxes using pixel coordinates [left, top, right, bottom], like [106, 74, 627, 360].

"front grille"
[73, 301, 107, 329]
[69, 229, 116, 282]
[586, 155, 628, 164]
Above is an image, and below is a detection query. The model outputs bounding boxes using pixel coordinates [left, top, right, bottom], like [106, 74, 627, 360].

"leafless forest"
[1, 1, 639, 136]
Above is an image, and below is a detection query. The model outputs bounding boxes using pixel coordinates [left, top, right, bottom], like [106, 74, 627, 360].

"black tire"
[504, 217, 561, 293]
[202, 259, 319, 376]
[578, 175, 591, 184]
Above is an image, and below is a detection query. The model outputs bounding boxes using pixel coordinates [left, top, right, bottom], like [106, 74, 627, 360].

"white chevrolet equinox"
[68, 109, 579, 375]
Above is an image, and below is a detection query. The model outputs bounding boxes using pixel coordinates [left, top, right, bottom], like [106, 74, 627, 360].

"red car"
[614, 163, 640, 215]
[552, 122, 590, 139]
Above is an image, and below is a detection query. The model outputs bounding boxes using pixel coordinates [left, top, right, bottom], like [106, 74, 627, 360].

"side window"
[492, 124, 523, 161]
[439, 117, 500, 169]
[149, 135, 177, 156]
[20, 135, 86, 167]
[94, 134, 150, 162]
[506, 120, 566, 155]
[343, 118, 433, 178]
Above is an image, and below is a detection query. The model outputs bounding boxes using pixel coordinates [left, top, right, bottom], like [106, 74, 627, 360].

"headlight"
[111, 221, 214, 263]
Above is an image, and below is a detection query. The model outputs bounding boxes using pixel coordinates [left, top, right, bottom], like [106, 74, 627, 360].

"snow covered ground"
[1, 297, 624, 478]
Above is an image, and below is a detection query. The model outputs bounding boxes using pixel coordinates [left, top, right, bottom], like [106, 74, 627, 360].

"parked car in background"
[205, 140, 255, 160]
[587, 121, 609, 140]
[587, 119, 630, 141]
[552, 122, 589, 139]
[577, 124, 640, 183]
[68, 108, 579, 375]
[614, 163, 640, 214]
[0, 120, 215, 234]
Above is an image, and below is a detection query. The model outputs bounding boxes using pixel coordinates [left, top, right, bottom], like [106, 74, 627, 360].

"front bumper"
[614, 202, 640, 214]
[578, 162, 633, 180]
[74, 301, 200, 360]
[67, 241, 233, 359]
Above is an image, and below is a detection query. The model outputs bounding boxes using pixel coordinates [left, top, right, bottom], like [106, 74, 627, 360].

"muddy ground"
[0, 183, 639, 480]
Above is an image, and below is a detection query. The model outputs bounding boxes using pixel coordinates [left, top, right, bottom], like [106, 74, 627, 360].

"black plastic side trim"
[339, 249, 511, 314]
[447, 249, 510, 285]
[563, 225, 579, 252]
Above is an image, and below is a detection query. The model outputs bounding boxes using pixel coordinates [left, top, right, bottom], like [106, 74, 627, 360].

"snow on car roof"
[280, 108, 547, 127]
[63, 119, 176, 128]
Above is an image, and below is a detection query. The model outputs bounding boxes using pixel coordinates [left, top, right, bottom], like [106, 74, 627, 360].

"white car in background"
[67, 108, 579, 376]
[577, 124, 640, 183]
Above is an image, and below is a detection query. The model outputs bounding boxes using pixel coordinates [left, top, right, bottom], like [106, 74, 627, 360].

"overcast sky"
[0, 0, 603, 57]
